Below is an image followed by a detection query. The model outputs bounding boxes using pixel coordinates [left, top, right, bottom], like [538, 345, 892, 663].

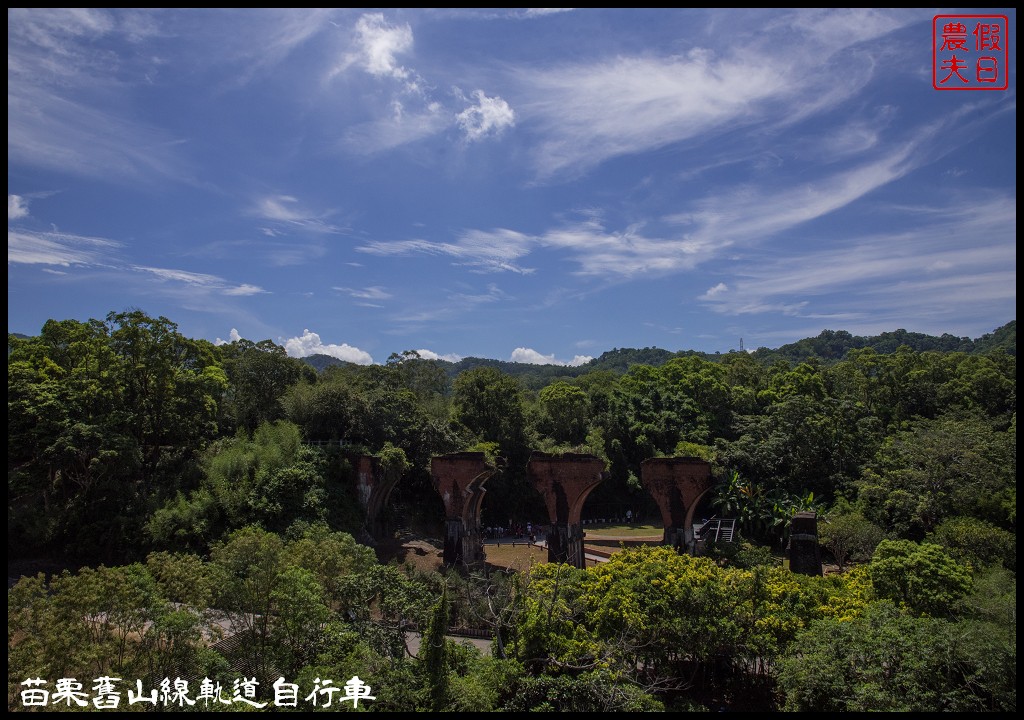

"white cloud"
[215, 328, 244, 345]
[223, 284, 266, 296]
[341, 102, 449, 154]
[520, 8, 574, 18]
[698, 195, 1016, 328]
[332, 12, 420, 93]
[358, 228, 536, 274]
[284, 329, 374, 365]
[511, 347, 593, 366]
[666, 143, 919, 255]
[702, 282, 729, 299]
[518, 53, 787, 178]
[132, 265, 268, 296]
[335, 16, 514, 152]
[8, 228, 120, 266]
[456, 90, 515, 141]
[513, 9, 916, 179]
[355, 13, 413, 79]
[334, 286, 392, 300]
[8, 195, 29, 220]
[253, 195, 346, 234]
[414, 348, 463, 362]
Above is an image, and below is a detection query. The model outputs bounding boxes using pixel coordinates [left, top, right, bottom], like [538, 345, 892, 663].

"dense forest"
[8, 311, 1016, 711]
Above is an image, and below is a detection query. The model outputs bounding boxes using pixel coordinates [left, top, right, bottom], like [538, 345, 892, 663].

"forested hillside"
[7, 312, 1016, 712]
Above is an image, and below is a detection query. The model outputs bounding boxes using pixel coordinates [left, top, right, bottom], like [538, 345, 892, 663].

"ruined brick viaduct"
[353, 450, 819, 574]
[429, 451, 715, 569]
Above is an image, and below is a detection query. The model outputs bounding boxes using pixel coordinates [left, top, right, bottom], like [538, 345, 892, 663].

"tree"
[927, 516, 1016, 572]
[7, 563, 220, 700]
[537, 381, 591, 446]
[869, 540, 972, 618]
[818, 508, 885, 570]
[209, 526, 287, 684]
[221, 337, 311, 432]
[269, 566, 331, 677]
[857, 415, 1016, 538]
[420, 585, 454, 711]
[8, 311, 225, 562]
[147, 420, 332, 548]
[778, 601, 1004, 711]
[451, 367, 528, 457]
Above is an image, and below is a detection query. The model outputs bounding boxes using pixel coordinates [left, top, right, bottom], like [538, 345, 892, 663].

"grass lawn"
[387, 526, 668, 575]
[483, 542, 548, 573]
[582, 523, 662, 539]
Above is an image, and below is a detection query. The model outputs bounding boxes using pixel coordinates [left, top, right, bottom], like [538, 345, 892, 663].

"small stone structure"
[527, 452, 607, 568]
[787, 511, 823, 576]
[431, 452, 497, 569]
[640, 457, 714, 553]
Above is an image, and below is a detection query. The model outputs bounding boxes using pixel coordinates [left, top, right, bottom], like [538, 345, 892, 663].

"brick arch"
[527, 452, 607, 568]
[640, 457, 714, 552]
[430, 452, 497, 569]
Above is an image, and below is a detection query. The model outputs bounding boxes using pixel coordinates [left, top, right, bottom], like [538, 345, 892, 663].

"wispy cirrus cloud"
[132, 266, 268, 296]
[358, 229, 536, 274]
[7, 9, 340, 184]
[8, 229, 121, 266]
[334, 285, 392, 300]
[668, 141, 919, 249]
[358, 214, 717, 279]
[519, 9, 575, 19]
[513, 8, 916, 179]
[698, 195, 1017, 330]
[342, 102, 449, 154]
[252, 195, 348, 234]
[9, 214, 269, 297]
[516, 52, 785, 179]
[351, 120, 976, 289]
[8, 84, 190, 183]
[334, 285, 392, 307]
[384, 282, 508, 328]
[7, 9, 191, 182]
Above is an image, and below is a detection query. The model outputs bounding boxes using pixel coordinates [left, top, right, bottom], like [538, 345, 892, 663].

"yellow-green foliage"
[510, 545, 877, 677]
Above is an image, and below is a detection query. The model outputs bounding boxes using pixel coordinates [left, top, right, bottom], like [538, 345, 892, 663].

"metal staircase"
[694, 517, 736, 543]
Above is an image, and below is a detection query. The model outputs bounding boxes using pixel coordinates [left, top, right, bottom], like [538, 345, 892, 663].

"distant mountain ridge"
[300, 320, 1016, 376]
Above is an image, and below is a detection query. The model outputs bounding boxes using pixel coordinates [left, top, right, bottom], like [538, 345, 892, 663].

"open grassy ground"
[582, 523, 662, 539]
[482, 542, 549, 573]
[377, 533, 548, 574]
[380, 524, 669, 575]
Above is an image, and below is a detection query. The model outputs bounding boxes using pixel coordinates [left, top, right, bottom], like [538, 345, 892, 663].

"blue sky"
[8, 8, 1017, 366]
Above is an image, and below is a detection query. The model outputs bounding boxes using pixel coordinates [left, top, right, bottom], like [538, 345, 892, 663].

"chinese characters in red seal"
[933, 15, 1009, 90]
